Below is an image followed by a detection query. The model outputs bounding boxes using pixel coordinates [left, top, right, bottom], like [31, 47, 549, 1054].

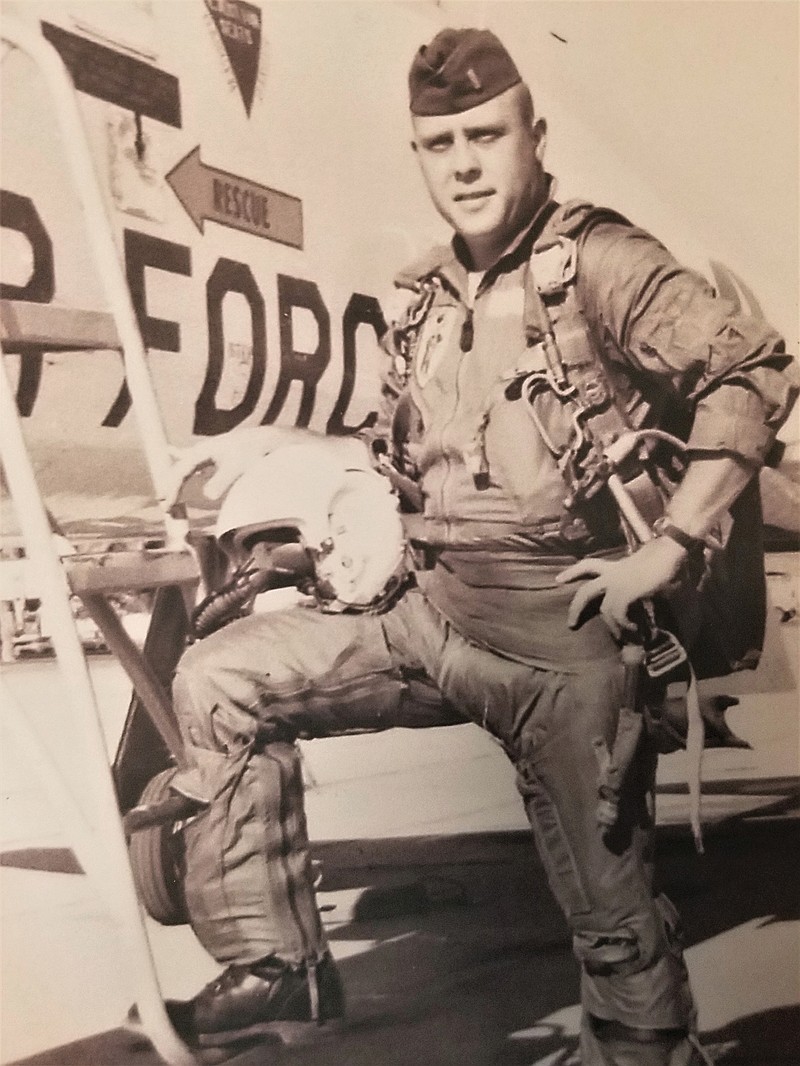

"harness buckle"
[643, 627, 688, 679]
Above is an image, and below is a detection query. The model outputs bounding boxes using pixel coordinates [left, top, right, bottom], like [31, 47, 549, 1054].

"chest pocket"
[471, 345, 574, 524]
[481, 389, 569, 523]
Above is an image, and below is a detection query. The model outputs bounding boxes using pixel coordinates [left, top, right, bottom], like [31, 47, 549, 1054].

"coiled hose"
[192, 558, 277, 639]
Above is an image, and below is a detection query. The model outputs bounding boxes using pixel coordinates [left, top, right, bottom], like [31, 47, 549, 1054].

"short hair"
[513, 82, 535, 127]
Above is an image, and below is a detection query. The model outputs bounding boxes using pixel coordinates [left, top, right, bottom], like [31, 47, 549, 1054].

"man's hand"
[556, 536, 688, 640]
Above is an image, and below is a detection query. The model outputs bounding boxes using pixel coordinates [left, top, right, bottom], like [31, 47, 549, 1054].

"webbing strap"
[521, 249, 571, 389]
[685, 666, 706, 853]
[524, 237, 633, 454]
[688, 1032, 718, 1066]
[524, 233, 709, 851]
[307, 958, 320, 1023]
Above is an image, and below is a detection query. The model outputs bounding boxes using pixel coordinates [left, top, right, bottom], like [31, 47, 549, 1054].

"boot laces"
[200, 963, 270, 1001]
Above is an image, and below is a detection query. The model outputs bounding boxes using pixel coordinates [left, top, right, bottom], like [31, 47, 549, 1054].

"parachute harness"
[519, 237, 707, 850]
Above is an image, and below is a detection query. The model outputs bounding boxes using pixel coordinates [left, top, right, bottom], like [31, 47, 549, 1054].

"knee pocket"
[174, 655, 261, 754]
[574, 927, 643, 977]
[574, 894, 685, 978]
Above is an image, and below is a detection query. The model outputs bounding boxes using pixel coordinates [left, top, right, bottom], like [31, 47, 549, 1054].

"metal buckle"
[644, 627, 688, 678]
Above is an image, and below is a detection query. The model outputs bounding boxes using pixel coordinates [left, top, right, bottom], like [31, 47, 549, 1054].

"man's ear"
[533, 118, 547, 162]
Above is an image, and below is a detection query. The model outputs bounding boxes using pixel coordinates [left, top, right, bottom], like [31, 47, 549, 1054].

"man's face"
[412, 85, 546, 263]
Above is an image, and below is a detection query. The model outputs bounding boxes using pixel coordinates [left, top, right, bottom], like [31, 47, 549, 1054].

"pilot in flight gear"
[163, 27, 798, 1063]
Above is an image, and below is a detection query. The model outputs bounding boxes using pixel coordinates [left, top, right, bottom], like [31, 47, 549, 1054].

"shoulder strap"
[522, 203, 636, 504]
[528, 206, 768, 680]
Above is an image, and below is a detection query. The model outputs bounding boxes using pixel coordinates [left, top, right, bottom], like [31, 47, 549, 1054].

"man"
[162, 28, 797, 1065]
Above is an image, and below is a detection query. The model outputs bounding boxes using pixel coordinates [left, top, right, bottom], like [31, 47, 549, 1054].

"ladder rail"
[1, 19, 199, 1065]
[0, 356, 197, 1066]
[1, 16, 186, 548]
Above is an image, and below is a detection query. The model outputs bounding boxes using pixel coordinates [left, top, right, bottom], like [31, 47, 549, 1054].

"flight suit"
[172, 197, 796, 1062]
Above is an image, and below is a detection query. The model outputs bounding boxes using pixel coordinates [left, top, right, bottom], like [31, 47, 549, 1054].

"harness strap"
[307, 957, 320, 1022]
[685, 666, 706, 853]
[526, 222, 708, 849]
[523, 234, 635, 485]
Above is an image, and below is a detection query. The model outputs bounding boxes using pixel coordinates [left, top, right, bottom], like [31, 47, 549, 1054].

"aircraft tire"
[128, 769, 189, 926]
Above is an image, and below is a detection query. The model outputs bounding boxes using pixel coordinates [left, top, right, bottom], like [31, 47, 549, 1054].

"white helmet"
[215, 441, 406, 612]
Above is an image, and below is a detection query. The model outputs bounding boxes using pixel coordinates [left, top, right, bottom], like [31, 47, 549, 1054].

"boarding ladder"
[1, 18, 205, 1065]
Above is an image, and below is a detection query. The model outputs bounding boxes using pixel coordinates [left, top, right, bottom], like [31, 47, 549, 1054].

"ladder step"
[1, 299, 121, 353]
[65, 548, 199, 596]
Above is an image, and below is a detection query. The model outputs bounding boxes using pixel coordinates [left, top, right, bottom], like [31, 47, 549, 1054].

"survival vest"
[382, 200, 767, 680]
[519, 201, 767, 681]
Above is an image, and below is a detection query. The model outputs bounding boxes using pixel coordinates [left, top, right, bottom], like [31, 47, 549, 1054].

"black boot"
[143, 954, 345, 1049]
[584, 1016, 714, 1065]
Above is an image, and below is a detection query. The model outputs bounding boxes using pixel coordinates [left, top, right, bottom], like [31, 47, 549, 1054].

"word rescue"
[213, 180, 270, 231]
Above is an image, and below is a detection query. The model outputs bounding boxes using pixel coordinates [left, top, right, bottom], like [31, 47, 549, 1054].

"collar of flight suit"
[395, 175, 559, 302]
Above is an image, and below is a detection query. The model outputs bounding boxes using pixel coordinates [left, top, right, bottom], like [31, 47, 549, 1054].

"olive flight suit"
[172, 195, 796, 1062]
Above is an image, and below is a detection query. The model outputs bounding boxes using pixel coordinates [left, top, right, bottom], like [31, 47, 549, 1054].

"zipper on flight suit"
[437, 276, 493, 522]
[419, 268, 491, 535]
[460, 309, 474, 352]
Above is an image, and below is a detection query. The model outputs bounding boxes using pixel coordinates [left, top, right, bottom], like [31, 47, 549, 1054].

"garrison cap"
[409, 28, 522, 116]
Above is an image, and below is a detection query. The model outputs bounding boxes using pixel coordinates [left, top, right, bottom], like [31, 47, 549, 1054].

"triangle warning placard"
[205, 0, 262, 116]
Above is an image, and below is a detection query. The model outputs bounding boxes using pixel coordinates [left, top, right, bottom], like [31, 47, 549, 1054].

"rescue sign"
[165, 147, 303, 249]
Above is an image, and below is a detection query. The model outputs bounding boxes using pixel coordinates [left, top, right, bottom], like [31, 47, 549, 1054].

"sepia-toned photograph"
[1, 2, 798, 1064]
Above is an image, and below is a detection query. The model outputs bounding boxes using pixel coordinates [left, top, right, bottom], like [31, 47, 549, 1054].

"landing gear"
[128, 769, 190, 926]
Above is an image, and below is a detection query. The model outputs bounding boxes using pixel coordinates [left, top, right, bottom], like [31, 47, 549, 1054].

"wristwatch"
[651, 517, 706, 556]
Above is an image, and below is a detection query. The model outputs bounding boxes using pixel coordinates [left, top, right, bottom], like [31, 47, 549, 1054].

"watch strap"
[652, 517, 705, 554]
